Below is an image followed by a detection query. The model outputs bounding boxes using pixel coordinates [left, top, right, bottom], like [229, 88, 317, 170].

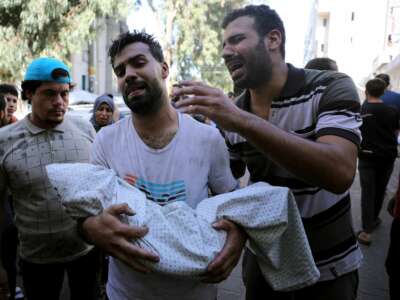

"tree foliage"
[0, 0, 131, 81]
[144, 0, 246, 91]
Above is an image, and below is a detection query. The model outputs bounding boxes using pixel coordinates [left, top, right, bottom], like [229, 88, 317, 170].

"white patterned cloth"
[46, 163, 319, 291]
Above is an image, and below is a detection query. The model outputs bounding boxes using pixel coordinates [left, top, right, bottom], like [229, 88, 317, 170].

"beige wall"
[70, 18, 127, 95]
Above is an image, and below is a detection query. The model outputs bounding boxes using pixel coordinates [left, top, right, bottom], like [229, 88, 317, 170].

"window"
[323, 18, 328, 27]
[82, 75, 86, 90]
[351, 12, 355, 21]
[321, 44, 325, 52]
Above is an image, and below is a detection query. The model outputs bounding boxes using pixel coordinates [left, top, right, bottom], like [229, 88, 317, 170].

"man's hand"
[173, 80, 244, 131]
[202, 219, 247, 283]
[82, 203, 159, 273]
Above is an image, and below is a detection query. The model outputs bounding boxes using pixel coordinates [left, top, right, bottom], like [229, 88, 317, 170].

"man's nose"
[222, 44, 235, 60]
[54, 94, 65, 106]
[124, 65, 138, 82]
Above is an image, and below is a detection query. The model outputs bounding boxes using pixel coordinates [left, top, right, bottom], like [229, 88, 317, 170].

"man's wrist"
[76, 216, 94, 245]
[234, 109, 256, 134]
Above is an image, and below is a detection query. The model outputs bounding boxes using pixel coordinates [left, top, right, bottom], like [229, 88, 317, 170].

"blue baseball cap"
[24, 57, 71, 84]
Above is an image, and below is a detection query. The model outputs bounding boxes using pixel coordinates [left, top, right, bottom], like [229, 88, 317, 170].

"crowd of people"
[0, 4, 398, 300]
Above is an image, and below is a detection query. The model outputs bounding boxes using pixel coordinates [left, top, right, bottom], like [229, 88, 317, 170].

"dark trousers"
[21, 249, 99, 300]
[0, 196, 18, 299]
[0, 223, 18, 299]
[386, 217, 400, 300]
[358, 159, 394, 233]
[242, 249, 358, 300]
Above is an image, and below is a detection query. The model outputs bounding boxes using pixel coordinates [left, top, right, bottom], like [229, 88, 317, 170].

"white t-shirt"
[91, 113, 237, 300]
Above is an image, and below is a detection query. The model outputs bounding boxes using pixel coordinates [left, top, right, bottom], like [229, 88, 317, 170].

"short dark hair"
[375, 73, 390, 88]
[21, 80, 42, 100]
[222, 5, 286, 58]
[366, 78, 386, 98]
[0, 94, 6, 112]
[0, 84, 18, 97]
[21, 79, 74, 101]
[305, 57, 338, 71]
[108, 31, 164, 67]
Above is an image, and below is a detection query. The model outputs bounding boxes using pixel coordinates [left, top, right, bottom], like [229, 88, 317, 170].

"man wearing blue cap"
[0, 57, 99, 299]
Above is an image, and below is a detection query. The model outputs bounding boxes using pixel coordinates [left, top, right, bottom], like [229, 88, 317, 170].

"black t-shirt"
[359, 101, 400, 161]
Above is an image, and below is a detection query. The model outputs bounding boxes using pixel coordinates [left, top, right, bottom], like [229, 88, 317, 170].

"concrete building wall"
[373, 0, 400, 91]
[315, 12, 330, 57]
[304, 0, 319, 64]
[71, 51, 89, 91]
[309, 0, 388, 87]
[70, 17, 128, 95]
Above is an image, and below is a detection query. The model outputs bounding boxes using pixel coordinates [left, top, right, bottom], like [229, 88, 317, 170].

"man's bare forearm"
[233, 110, 357, 193]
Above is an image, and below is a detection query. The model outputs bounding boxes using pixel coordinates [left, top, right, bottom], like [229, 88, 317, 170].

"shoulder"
[305, 70, 360, 107]
[95, 116, 130, 141]
[64, 115, 94, 134]
[304, 69, 355, 89]
[9, 115, 18, 123]
[0, 120, 25, 144]
[383, 103, 400, 115]
[368, 103, 399, 120]
[0, 121, 27, 157]
[180, 113, 222, 140]
[387, 90, 400, 99]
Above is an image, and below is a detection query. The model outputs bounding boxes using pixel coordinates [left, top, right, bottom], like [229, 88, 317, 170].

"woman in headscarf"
[90, 94, 115, 132]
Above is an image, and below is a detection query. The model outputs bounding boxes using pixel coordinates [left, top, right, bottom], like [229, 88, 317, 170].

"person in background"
[305, 57, 338, 72]
[0, 94, 9, 300]
[375, 73, 400, 113]
[0, 57, 99, 300]
[89, 92, 116, 299]
[0, 95, 10, 129]
[0, 93, 23, 300]
[376, 73, 400, 300]
[0, 84, 19, 124]
[90, 93, 115, 132]
[357, 78, 399, 245]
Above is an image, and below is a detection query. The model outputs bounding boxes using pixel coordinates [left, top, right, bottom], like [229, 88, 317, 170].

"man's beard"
[231, 41, 273, 89]
[123, 80, 164, 115]
[46, 115, 65, 127]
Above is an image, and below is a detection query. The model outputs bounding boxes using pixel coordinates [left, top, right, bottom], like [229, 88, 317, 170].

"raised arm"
[174, 78, 360, 194]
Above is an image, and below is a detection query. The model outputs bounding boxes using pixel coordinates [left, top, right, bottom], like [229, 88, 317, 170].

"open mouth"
[225, 58, 244, 77]
[126, 82, 147, 98]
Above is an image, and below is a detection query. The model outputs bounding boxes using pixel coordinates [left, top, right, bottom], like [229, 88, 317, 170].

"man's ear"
[161, 62, 169, 79]
[25, 90, 34, 102]
[265, 29, 282, 53]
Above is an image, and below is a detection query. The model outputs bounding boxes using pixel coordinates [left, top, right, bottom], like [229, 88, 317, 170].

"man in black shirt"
[358, 78, 400, 245]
